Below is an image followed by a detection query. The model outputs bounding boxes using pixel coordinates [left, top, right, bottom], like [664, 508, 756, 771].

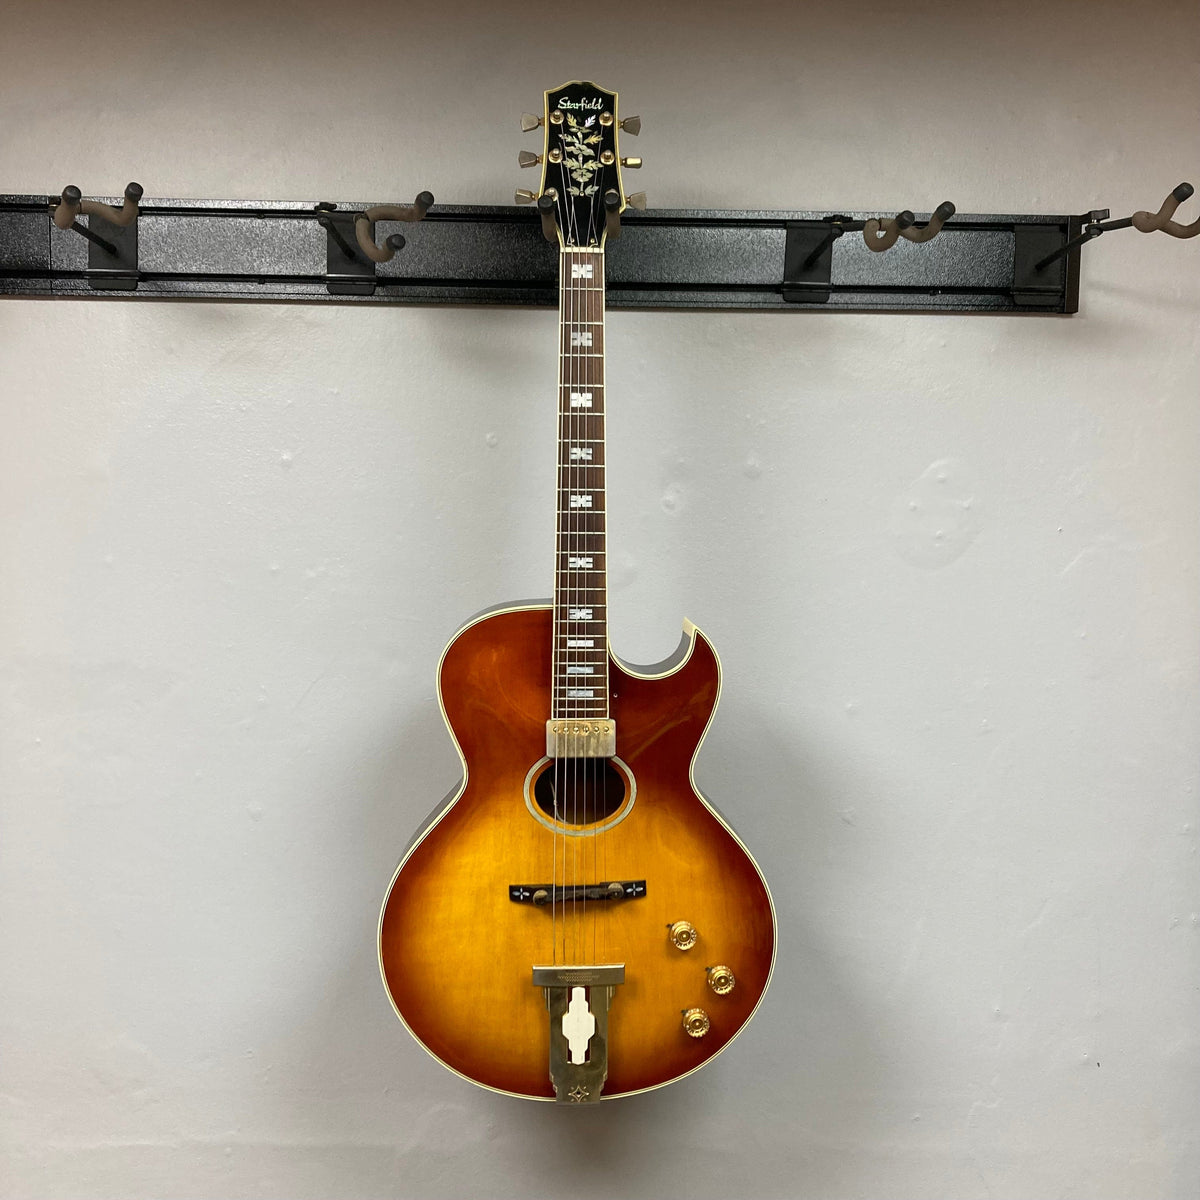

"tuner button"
[518, 150, 542, 168]
[682, 1008, 711, 1038]
[520, 112, 542, 132]
[620, 115, 641, 136]
[668, 920, 698, 950]
[514, 189, 538, 205]
[706, 965, 736, 995]
[626, 192, 647, 210]
[621, 157, 643, 169]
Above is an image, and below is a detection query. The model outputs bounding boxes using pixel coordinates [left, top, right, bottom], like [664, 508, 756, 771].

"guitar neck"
[552, 246, 608, 720]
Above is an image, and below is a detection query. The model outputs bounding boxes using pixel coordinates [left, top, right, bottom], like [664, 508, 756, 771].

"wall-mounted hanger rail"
[0, 180, 1191, 313]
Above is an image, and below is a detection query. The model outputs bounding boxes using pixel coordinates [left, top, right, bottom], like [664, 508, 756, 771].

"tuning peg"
[521, 113, 543, 132]
[621, 157, 642, 169]
[626, 192, 647, 210]
[514, 189, 538, 205]
[518, 150, 542, 168]
[620, 115, 641, 136]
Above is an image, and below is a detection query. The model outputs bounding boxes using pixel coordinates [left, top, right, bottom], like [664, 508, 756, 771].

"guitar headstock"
[518, 81, 644, 249]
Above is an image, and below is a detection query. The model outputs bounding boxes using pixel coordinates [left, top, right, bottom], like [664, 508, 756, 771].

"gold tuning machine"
[668, 920, 698, 950]
[514, 189, 538, 205]
[682, 1008, 711, 1038]
[706, 965, 736, 995]
[518, 150, 542, 168]
[626, 192, 647, 210]
[521, 113, 543, 132]
[619, 115, 641, 136]
[621, 157, 643, 169]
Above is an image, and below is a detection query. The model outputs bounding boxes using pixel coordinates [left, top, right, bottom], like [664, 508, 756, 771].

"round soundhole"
[529, 757, 632, 830]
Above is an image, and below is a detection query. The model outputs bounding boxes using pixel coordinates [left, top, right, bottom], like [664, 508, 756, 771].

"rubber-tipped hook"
[863, 209, 915, 252]
[903, 201, 956, 244]
[354, 191, 434, 263]
[1131, 182, 1199, 239]
[537, 193, 558, 244]
[603, 189, 622, 242]
[52, 181, 142, 230]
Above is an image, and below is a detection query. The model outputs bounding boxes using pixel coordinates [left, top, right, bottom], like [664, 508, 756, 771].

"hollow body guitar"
[378, 82, 776, 1102]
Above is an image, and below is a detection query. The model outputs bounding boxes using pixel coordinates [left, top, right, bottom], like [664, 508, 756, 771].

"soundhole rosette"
[523, 755, 636, 836]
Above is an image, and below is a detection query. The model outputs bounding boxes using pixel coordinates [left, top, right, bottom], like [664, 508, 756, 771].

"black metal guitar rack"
[1, 182, 1194, 314]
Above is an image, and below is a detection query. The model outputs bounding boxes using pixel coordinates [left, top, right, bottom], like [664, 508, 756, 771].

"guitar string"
[553, 237, 562, 967]
[568, 241, 577, 964]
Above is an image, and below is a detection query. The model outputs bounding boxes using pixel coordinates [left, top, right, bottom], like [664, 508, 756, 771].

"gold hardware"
[548, 148, 563, 164]
[545, 187, 558, 200]
[620, 115, 641, 136]
[533, 964, 625, 1103]
[682, 1008, 711, 1038]
[599, 150, 615, 165]
[518, 150, 542, 168]
[626, 192, 647, 210]
[546, 718, 616, 758]
[599, 111, 614, 126]
[521, 113, 542, 132]
[550, 111, 564, 125]
[621, 157, 643, 169]
[706, 965, 736, 995]
[668, 920, 698, 950]
[514, 189, 538, 205]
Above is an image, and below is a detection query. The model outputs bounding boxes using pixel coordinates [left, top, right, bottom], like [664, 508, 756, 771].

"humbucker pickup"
[509, 881, 646, 905]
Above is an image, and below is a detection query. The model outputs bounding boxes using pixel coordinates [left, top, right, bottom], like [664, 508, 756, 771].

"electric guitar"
[378, 81, 776, 1102]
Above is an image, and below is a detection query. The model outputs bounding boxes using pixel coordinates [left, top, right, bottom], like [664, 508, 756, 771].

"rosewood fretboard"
[552, 247, 608, 720]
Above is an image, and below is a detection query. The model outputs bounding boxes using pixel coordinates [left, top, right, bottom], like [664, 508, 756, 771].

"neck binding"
[552, 247, 608, 721]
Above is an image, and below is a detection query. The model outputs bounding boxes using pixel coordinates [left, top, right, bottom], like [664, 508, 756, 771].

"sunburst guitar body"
[378, 81, 775, 1101]
[379, 605, 775, 1099]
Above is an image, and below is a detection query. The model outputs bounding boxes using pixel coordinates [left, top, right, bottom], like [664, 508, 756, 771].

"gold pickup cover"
[546, 718, 616, 758]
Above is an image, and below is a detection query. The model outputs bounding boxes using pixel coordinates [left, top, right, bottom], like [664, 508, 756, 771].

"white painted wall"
[2, 2, 1197, 1197]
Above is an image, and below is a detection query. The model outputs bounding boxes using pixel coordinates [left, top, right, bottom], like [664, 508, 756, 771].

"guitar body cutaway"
[378, 604, 776, 1100]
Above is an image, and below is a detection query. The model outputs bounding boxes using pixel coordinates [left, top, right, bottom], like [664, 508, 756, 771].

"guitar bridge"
[509, 881, 645, 905]
[531, 964, 625, 1103]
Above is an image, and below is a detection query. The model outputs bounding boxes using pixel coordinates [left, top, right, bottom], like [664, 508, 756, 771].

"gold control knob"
[621, 156, 643, 169]
[626, 192, 648, 210]
[514, 189, 538, 205]
[682, 1007, 711, 1038]
[620, 115, 642, 136]
[668, 920, 698, 950]
[520, 113, 542, 132]
[518, 150, 542, 168]
[707, 965, 736, 995]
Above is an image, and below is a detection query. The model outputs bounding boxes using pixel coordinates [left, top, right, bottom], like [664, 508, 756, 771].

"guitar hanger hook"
[863, 201, 956, 251]
[51, 182, 143, 254]
[354, 191, 434, 263]
[52, 181, 142, 230]
[1131, 182, 1198, 239]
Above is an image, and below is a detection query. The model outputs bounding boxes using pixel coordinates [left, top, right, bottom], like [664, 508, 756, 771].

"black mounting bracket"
[83, 207, 139, 291]
[782, 218, 849, 304]
[316, 203, 376, 296]
[1012, 221, 1083, 309]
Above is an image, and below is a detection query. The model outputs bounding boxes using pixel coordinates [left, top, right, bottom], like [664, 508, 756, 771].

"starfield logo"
[557, 95, 604, 111]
